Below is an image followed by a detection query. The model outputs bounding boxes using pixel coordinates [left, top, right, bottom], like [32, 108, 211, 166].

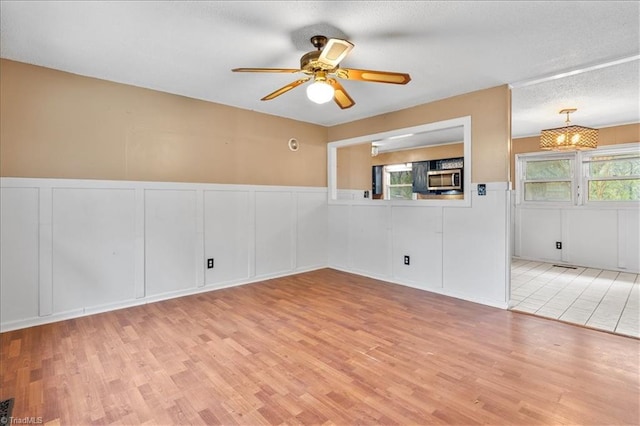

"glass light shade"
[306, 81, 335, 104]
[540, 125, 598, 151]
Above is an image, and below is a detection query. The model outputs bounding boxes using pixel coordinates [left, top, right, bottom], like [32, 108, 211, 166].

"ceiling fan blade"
[328, 79, 355, 109]
[261, 77, 311, 101]
[232, 68, 301, 73]
[336, 68, 411, 84]
[318, 38, 354, 68]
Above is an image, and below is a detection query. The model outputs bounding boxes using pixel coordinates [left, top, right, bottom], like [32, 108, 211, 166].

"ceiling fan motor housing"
[310, 35, 328, 49]
[300, 50, 335, 73]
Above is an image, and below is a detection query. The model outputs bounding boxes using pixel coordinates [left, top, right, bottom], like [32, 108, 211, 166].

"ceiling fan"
[232, 35, 411, 109]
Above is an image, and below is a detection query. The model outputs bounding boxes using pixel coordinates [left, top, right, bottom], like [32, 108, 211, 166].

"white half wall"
[327, 205, 350, 270]
[328, 183, 511, 309]
[0, 178, 328, 331]
[52, 188, 137, 314]
[1, 187, 39, 324]
[204, 190, 251, 286]
[296, 191, 329, 270]
[2, 177, 513, 330]
[145, 189, 198, 297]
[619, 209, 640, 272]
[349, 205, 391, 277]
[443, 186, 509, 305]
[255, 191, 295, 276]
[515, 205, 639, 273]
[516, 208, 562, 263]
[391, 206, 443, 289]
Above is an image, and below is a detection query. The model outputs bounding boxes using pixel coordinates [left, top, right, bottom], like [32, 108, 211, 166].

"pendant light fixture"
[540, 108, 598, 151]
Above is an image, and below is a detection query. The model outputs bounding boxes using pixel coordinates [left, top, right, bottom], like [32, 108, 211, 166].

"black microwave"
[427, 169, 462, 191]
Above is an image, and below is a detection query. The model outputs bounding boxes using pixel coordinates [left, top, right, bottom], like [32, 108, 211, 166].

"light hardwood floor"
[2, 269, 639, 425]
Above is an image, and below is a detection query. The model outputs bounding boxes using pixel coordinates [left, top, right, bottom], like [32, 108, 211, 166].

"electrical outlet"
[207, 258, 214, 269]
[404, 255, 410, 265]
[556, 242, 562, 250]
[364, 190, 369, 198]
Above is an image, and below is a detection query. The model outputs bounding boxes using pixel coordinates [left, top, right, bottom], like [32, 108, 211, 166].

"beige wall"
[511, 123, 640, 178]
[0, 59, 328, 186]
[10, 61, 633, 190]
[328, 85, 512, 183]
[372, 143, 463, 166]
[1, 60, 514, 186]
[336, 143, 371, 190]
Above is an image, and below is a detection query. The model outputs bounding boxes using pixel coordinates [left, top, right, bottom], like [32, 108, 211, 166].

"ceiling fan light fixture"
[306, 80, 335, 104]
[540, 108, 598, 151]
[232, 34, 410, 109]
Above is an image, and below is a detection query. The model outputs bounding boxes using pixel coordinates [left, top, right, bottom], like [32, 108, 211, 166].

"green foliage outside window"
[523, 158, 572, 202]
[389, 186, 414, 200]
[388, 170, 413, 200]
[525, 159, 571, 180]
[587, 156, 640, 201]
[389, 170, 413, 185]
[588, 179, 640, 201]
[521, 149, 640, 204]
[524, 182, 572, 201]
[589, 156, 640, 177]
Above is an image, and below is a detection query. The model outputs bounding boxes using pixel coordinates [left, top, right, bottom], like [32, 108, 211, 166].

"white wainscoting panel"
[515, 205, 638, 273]
[38, 187, 54, 316]
[564, 209, 618, 268]
[516, 208, 562, 262]
[134, 188, 146, 298]
[442, 188, 509, 306]
[349, 205, 391, 277]
[328, 205, 350, 270]
[255, 191, 294, 277]
[391, 206, 443, 289]
[327, 183, 510, 309]
[1, 178, 328, 331]
[336, 189, 368, 200]
[0, 188, 40, 324]
[52, 188, 137, 314]
[204, 190, 251, 286]
[619, 209, 640, 272]
[145, 190, 197, 297]
[296, 191, 328, 269]
[509, 190, 516, 258]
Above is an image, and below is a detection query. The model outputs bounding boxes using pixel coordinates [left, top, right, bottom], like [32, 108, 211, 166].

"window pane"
[589, 157, 640, 178]
[588, 179, 640, 201]
[389, 186, 413, 200]
[390, 170, 412, 185]
[525, 159, 571, 180]
[524, 181, 572, 201]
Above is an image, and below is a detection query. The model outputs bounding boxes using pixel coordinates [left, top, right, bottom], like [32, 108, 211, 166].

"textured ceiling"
[1, 1, 638, 138]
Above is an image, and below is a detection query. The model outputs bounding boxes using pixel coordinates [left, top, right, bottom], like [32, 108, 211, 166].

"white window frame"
[516, 152, 576, 205]
[384, 163, 413, 200]
[516, 142, 640, 208]
[581, 143, 640, 207]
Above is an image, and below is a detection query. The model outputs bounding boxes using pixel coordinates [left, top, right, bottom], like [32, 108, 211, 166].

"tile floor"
[510, 258, 639, 338]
